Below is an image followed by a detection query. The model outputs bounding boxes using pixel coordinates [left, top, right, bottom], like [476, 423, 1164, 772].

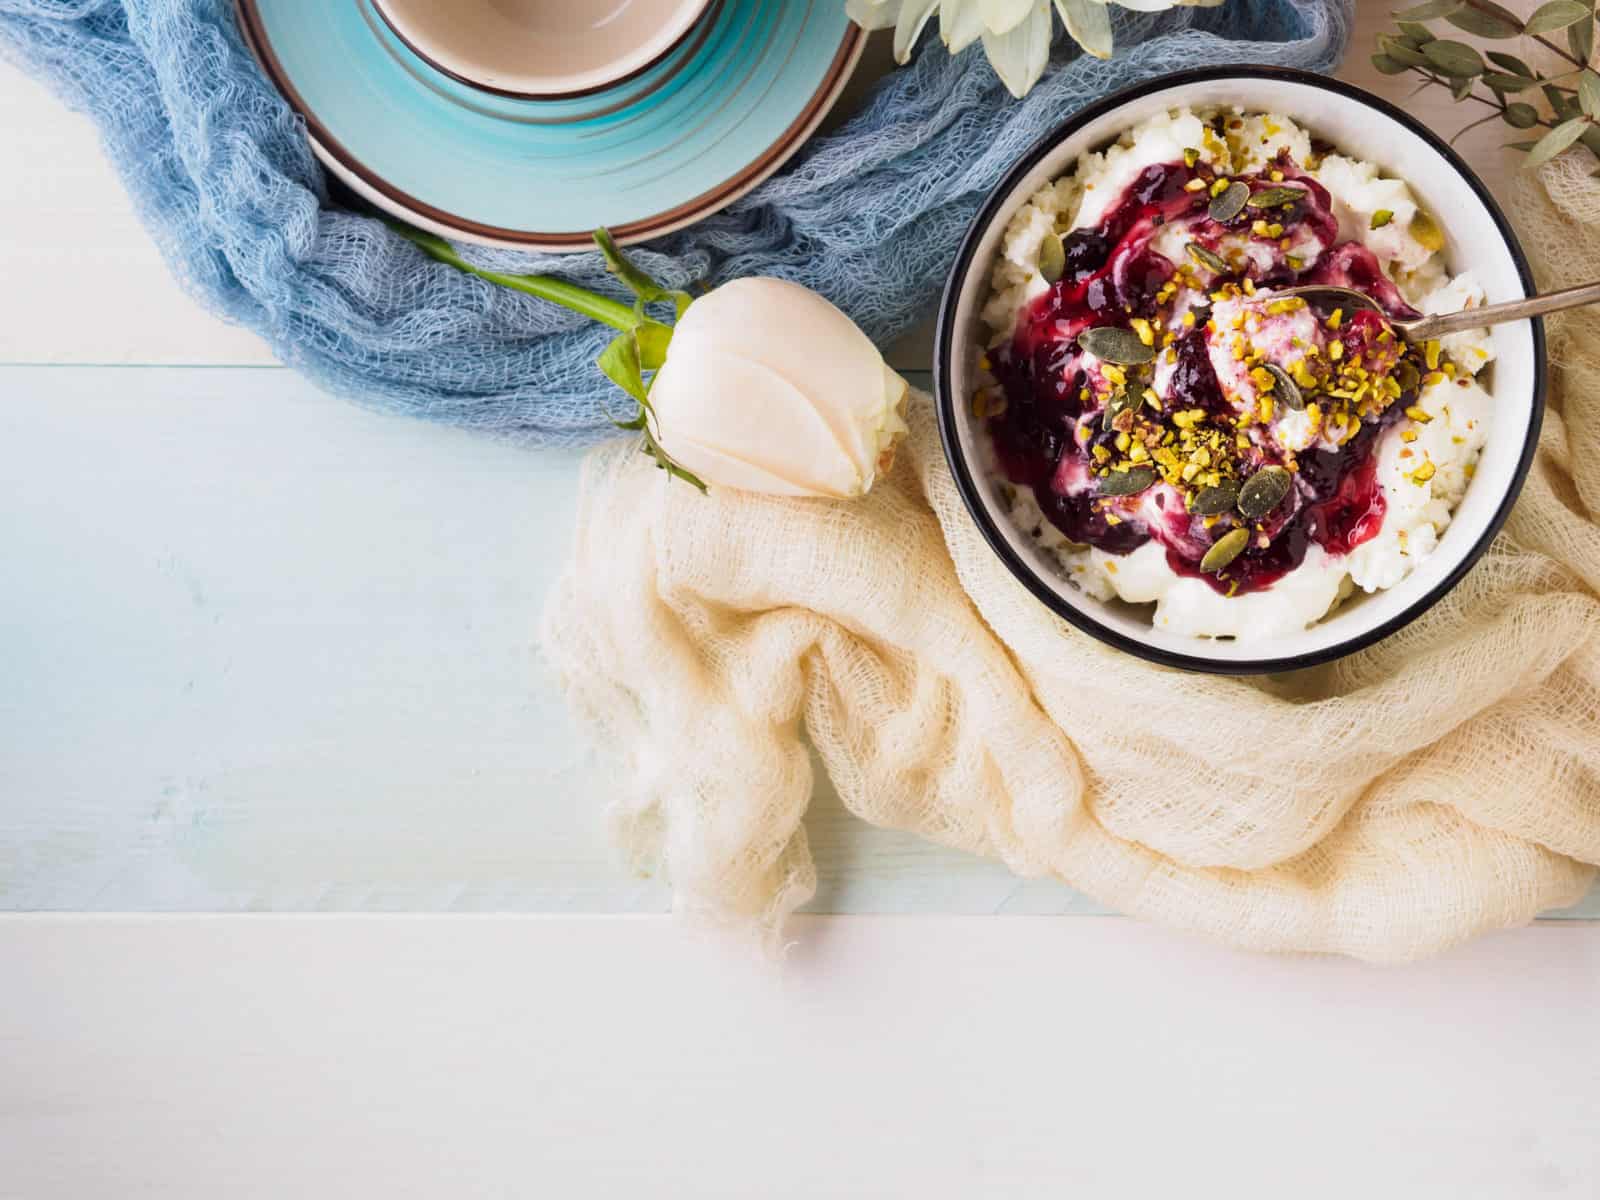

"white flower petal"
[979, 0, 1036, 35]
[845, 0, 902, 30]
[1108, 0, 1219, 10]
[939, 0, 986, 50]
[894, 0, 942, 61]
[1053, 0, 1112, 58]
[981, 2, 1052, 97]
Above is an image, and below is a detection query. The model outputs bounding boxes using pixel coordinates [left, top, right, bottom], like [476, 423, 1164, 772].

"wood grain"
[0, 10, 1594, 919]
[2, 916, 1598, 1199]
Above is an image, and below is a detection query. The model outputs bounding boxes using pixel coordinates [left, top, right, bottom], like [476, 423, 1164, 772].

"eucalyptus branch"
[1375, 0, 1600, 168]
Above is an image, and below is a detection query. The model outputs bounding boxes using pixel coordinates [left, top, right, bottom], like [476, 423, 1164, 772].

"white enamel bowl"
[934, 66, 1545, 675]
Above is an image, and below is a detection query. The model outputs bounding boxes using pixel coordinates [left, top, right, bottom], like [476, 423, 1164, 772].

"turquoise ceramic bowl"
[237, 0, 865, 250]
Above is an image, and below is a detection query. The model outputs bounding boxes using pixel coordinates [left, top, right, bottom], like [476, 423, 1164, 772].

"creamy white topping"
[984, 106, 1497, 640]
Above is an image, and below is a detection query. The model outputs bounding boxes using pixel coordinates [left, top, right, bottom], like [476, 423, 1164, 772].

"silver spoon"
[1272, 280, 1600, 342]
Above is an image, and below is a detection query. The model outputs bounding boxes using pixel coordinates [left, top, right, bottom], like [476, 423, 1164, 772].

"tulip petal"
[894, 0, 942, 61]
[1053, 0, 1113, 58]
[979, 0, 1035, 35]
[981, 3, 1052, 97]
[940, 0, 986, 50]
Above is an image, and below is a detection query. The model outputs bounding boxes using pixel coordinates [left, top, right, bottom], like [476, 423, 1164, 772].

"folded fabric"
[540, 165, 1600, 963]
[0, 0, 1348, 444]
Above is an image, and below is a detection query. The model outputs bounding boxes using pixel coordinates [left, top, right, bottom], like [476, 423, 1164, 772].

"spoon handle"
[1408, 279, 1600, 341]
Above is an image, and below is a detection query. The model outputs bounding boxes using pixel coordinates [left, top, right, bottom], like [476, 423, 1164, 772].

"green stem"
[388, 222, 638, 332]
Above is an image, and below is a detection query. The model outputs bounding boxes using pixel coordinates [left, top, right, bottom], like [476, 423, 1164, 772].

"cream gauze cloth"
[540, 165, 1600, 963]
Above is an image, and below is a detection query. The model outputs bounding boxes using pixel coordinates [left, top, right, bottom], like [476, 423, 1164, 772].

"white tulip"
[647, 278, 910, 499]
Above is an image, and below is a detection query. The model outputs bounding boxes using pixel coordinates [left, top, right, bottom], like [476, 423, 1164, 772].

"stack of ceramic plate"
[236, 0, 865, 251]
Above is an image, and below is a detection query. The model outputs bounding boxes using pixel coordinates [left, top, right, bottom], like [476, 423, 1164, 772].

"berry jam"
[985, 148, 1422, 597]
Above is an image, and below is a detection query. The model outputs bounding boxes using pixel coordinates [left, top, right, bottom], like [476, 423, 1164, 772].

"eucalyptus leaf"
[1445, 0, 1522, 38]
[1392, 0, 1461, 20]
[1370, 52, 1409, 75]
[1379, 34, 1430, 66]
[1525, 116, 1591, 169]
[1450, 75, 1475, 100]
[1421, 39, 1485, 77]
[1486, 50, 1535, 77]
[1571, 15, 1594, 64]
[1503, 102, 1541, 128]
[1523, 0, 1590, 35]
[1504, 139, 1542, 151]
[1397, 20, 1435, 42]
[1482, 71, 1539, 93]
[1580, 70, 1600, 119]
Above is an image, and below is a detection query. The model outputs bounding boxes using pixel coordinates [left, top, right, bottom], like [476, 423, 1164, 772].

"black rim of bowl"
[933, 64, 1546, 676]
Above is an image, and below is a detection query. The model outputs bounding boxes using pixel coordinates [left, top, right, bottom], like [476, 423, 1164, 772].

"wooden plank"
[1, 915, 1596, 1198]
[2, 363, 1593, 917]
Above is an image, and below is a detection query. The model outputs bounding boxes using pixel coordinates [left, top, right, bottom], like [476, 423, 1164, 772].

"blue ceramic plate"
[237, 0, 864, 250]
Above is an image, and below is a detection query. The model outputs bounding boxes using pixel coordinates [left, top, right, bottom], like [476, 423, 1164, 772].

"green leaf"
[1482, 71, 1539, 92]
[1486, 50, 1535, 76]
[1503, 101, 1541, 127]
[1397, 20, 1434, 42]
[1544, 81, 1580, 117]
[1371, 52, 1410, 75]
[1446, 1, 1522, 38]
[597, 332, 650, 404]
[1525, 116, 1591, 168]
[1421, 38, 1485, 76]
[1580, 69, 1600, 118]
[1570, 14, 1594, 61]
[1505, 139, 1542, 150]
[1393, 0, 1460, 19]
[1450, 74, 1475, 99]
[634, 320, 674, 371]
[1579, 124, 1600, 156]
[1523, 0, 1590, 34]
[1379, 34, 1431, 66]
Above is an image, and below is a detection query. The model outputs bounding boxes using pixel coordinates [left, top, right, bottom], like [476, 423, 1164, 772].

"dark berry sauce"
[986, 148, 1416, 597]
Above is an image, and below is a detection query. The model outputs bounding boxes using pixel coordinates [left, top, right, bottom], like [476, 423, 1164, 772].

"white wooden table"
[4, 9, 1599, 1195]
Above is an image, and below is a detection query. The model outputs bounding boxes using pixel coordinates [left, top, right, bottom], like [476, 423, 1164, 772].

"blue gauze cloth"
[0, 0, 1352, 446]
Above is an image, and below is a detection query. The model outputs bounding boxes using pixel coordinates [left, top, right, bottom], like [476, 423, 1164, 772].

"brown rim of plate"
[367, 0, 717, 102]
[235, 0, 866, 250]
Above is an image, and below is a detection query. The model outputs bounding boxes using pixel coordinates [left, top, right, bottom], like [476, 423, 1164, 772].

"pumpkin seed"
[1192, 482, 1240, 515]
[1246, 185, 1305, 209]
[1098, 466, 1156, 497]
[1101, 389, 1137, 431]
[1038, 232, 1066, 284]
[1410, 209, 1446, 252]
[1208, 181, 1250, 223]
[1395, 358, 1421, 395]
[1262, 362, 1304, 411]
[1186, 242, 1228, 273]
[1237, 465, 1293, 521]
[1077, 326, 1156, 365]
[1200, 527, 1250, 574]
